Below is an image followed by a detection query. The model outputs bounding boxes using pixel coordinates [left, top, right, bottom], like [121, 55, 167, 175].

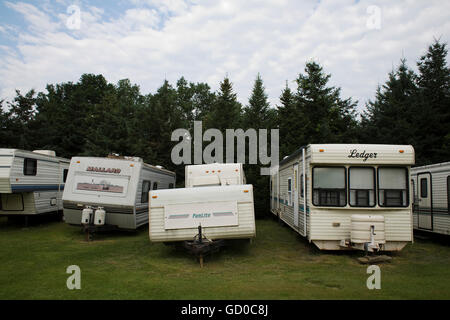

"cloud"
[0, 0, 449, 114]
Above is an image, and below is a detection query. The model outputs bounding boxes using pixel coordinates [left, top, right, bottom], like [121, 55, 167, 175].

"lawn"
[0, 216, 449, 300]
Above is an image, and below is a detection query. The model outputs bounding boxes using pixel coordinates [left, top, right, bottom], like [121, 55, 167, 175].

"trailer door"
[293, 164, 299, 227]
[417, 173, 432, 230]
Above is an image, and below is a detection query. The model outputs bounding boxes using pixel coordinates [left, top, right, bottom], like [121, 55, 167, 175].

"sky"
[0, 0, 449, 114]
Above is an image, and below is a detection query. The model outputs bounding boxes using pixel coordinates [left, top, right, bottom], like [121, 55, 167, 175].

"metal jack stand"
[183, 225, 225, 267]
[358, 226, 392, 264]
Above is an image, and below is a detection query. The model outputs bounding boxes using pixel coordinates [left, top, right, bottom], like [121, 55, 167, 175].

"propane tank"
[94, 207, 106, 226]
[81, 206, 93, 225]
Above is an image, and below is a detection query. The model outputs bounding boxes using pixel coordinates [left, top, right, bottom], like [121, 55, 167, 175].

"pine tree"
[277, 81, 300, 157]
[360, 59, 419, 147]
[206, 77, 242, 131]
[416, 39, 450, 164]
[295, 62, 358, 147]
[243, 74, 276, 217]
[243, 73, 271, 129]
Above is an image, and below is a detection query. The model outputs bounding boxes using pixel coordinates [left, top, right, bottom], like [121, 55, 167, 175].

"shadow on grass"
[156, 238, 253, 266]
[65, 223, 148, 244]
[413, 229, 450, 247]
[0, 212, 63, 228]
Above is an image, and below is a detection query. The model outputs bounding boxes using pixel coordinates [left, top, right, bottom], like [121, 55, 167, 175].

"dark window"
[23, 158, 37, 176]
[153, 182, 158, 190]
[420, 178, 428, 198]
[349, 167, 375, 207]
[312, 167, 346, 207]
[447, 176, 450, 212]
[63, 169, 69, 183]
[169, 183, 174, 189]
[287, 177, 292, 205]
[141, 180, 151, 203]
[378, 167, 408, 207]
[300, 174, 307, 198]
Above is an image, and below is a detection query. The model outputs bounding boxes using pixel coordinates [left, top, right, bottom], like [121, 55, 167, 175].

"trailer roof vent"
[33, 150, 56, 157]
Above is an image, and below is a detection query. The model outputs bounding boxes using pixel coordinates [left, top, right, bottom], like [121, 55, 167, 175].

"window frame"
[141, 180, 151, 203]
[23, 158, 37, 176]
[312, 166, 347, 207]
[63, 169, 69, 183]
[420, 178, 428, 198]
[300, 174, 307, 198]
[153, 181, 158, 191]
[348, 166, 376, 208]
[287, 177, 292, 206]
[447, 176, 450, 213]
[377, 166, 409, 208]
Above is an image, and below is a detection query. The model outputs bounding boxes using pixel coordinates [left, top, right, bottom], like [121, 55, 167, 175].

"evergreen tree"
[277, 81, 300, 157]
[147, 80, 184, 171]
[243, 73, 271, 129]
[360, 59, 419, 147]
[6, 89, 37, 150]
[415, 39, 450, 164]
[243, 74, 276, 217]
[206, 77, 242, 131]
[0, 99, 11, 146]
[295, 62, 358, 148]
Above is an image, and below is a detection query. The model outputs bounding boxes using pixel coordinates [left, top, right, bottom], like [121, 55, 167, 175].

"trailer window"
[420, 178, 428, 198]
[23, 158, 37, 176]
[447, 176, 450, 212]
[287, 177, 292, 206]
[153, 182, 158, 190]
[312, 167, 346, 207]
[141, 180, 151, 203]
[378, 167, 408, 207]
[300, 174, 307, 198]
[63, 169, 69, 183]
[349, 167, 375, 207]
[169, 183, 174, 189]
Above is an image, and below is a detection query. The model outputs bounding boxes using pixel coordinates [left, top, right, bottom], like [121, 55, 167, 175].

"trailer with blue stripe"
[0, 149, 70, 218]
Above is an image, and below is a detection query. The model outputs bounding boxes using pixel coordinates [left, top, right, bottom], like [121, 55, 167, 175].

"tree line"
[1, 39, 449, 217]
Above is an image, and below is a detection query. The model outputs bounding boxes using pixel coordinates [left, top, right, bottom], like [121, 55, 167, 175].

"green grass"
[0, 216, 449, 300]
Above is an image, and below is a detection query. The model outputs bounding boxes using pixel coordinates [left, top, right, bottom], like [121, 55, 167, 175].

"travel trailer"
[270, 144, 415, 252]
[0, 149, 70, 219]
[63, 156, 175, 230]
[411, 161, 450, 236]
[149, 163, 256, 242]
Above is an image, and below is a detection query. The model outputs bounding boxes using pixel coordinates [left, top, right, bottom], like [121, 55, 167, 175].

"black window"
[312, 167, 346, 207]
[23, 158, 37, 176]
[63, 169, 69, 183]
[300, 174, 307, 198]
[141, 180, 151, 203]
[378, 167, 408, 207]
[153, 182, 158, 190]
[349, 167, 375, 207]
[169, 183, 174, 189]
[420, 178, 428, 198]
[447, 176, 450, 212]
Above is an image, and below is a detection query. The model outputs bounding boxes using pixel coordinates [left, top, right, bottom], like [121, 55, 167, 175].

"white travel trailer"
[0, 149, 70, 219]
[149, 163, 256, 242]
[411, 161, 450, 236]
[63, 156, 175, 230]
[270, 144, 415, 252]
